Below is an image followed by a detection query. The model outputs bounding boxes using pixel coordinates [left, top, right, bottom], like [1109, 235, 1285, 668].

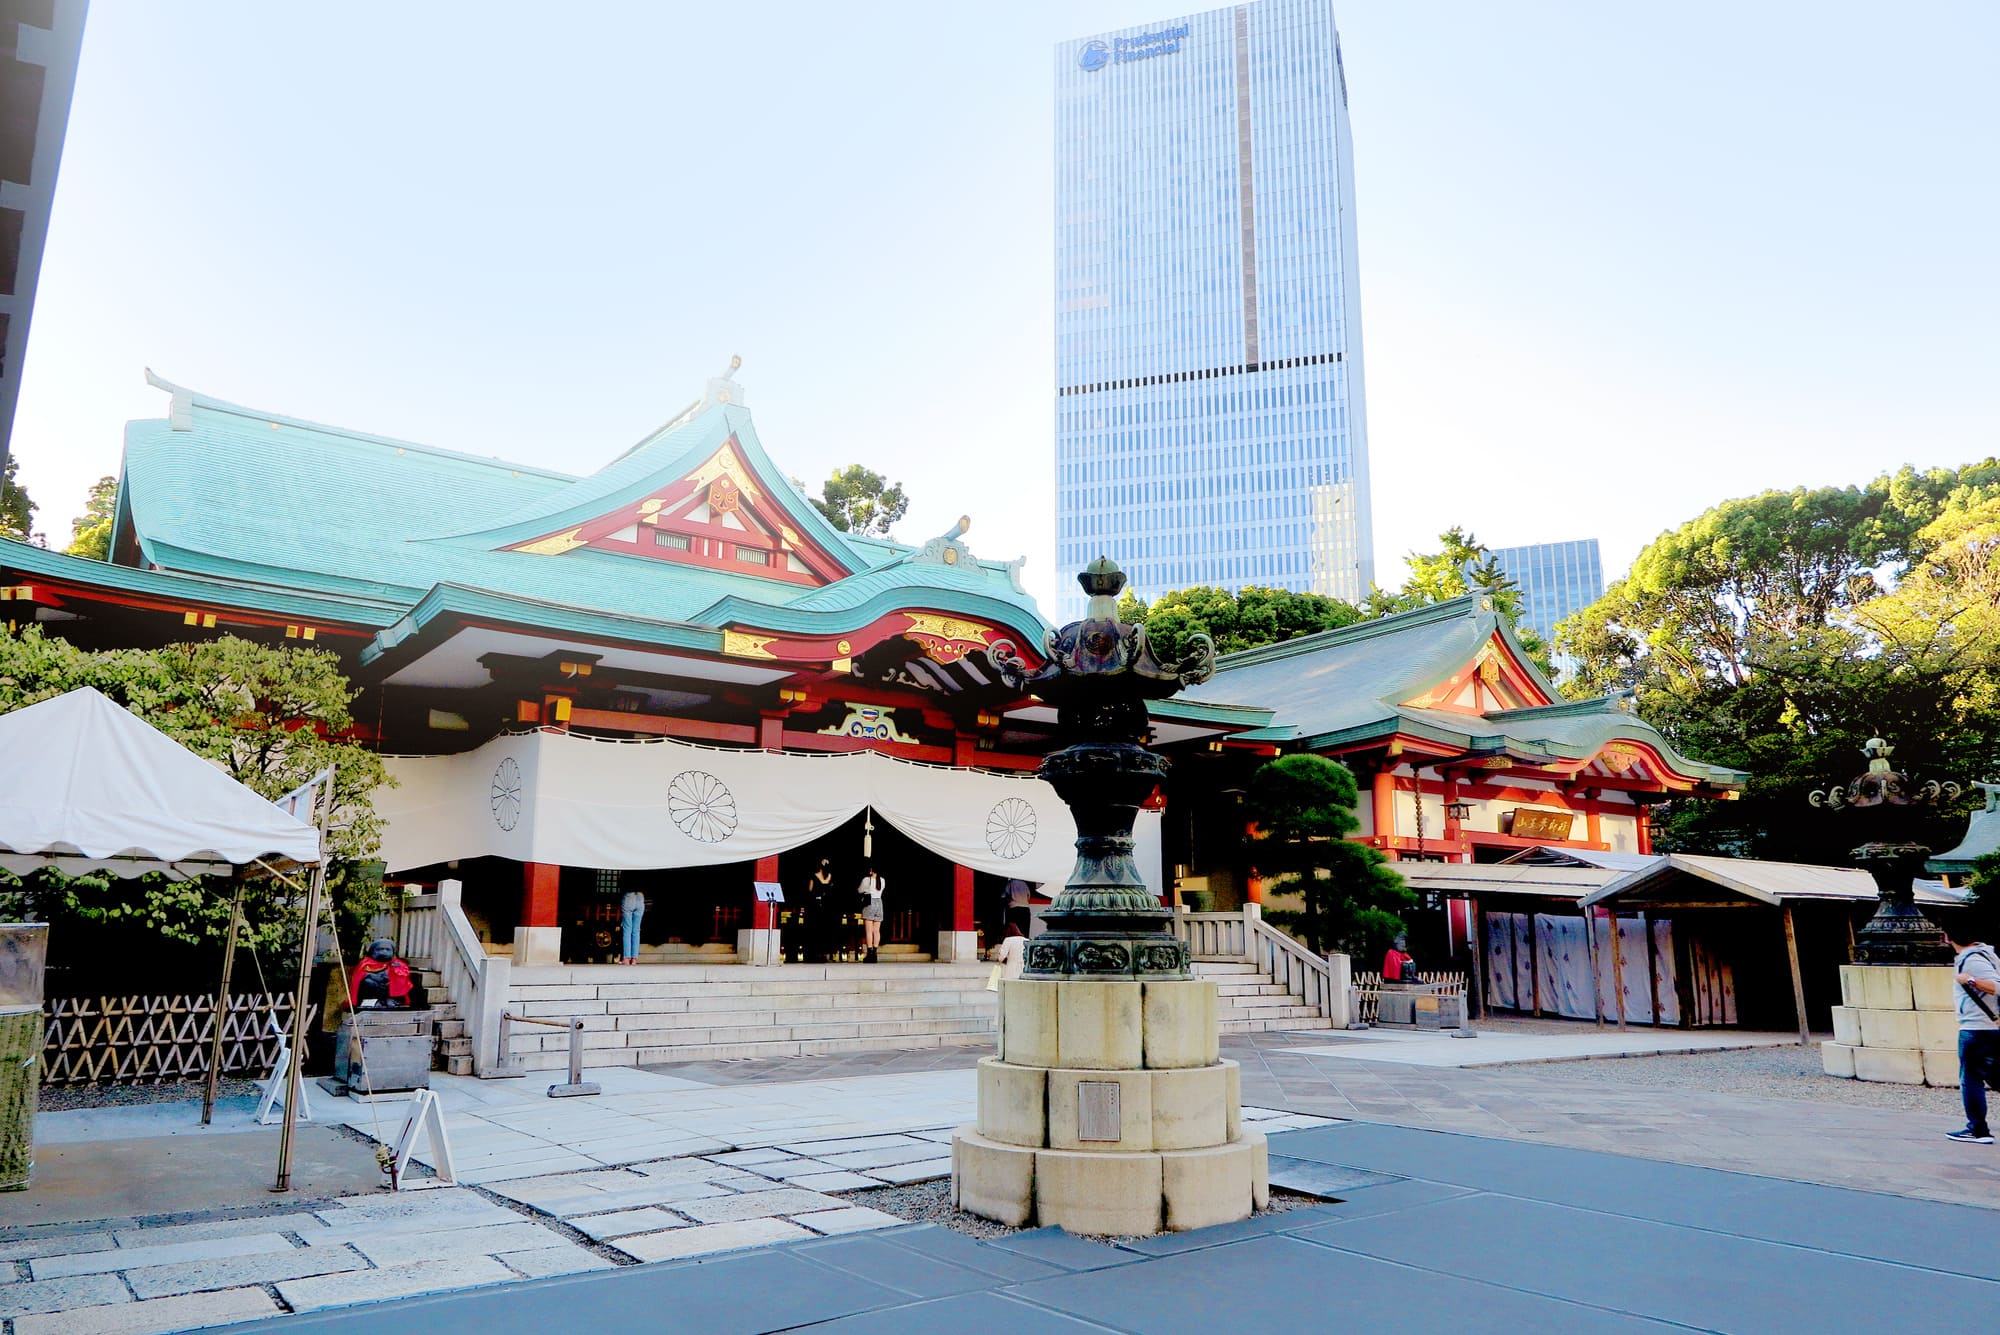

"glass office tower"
[1490, 539, 1605, 647]
[1054, 0, 1373, 620]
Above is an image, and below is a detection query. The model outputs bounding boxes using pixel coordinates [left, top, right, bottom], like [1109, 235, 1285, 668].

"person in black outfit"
[803, 858, 836, 963]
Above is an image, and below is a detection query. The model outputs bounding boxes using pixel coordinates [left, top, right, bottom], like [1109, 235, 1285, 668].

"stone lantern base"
[950, 978, 1266, 1236]
[1821, 964, 1961, 1087]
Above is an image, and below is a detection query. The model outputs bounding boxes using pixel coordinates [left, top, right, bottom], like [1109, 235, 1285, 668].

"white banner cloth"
[376, 730, 1077, 883]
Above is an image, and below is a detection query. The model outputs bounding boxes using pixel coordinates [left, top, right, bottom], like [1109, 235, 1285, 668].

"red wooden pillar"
[952, 863, 976, 932]
[516, 861, 563, 965]
[521, 862, 560, 928]
[753, 855, 780, 930]
[1636, 805, 1653, 855]
[1372, 767, 1397, 859]
[758, 712, 785, 750]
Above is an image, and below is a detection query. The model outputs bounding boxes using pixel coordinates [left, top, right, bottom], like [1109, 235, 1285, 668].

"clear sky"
[11, 1, 1997, 613]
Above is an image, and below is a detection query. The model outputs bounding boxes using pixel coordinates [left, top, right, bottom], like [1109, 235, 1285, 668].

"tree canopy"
[0, 627, 392, 975]
[1244, 754, 1412, 958]
[1556, 462, 2000, 861]
[1115, 527, 1548, 668]
[0, 455, 33, 541]
[809, 465, 909, 537]
[1114, 584, 1362, 661]
[66, 475, 117, 561]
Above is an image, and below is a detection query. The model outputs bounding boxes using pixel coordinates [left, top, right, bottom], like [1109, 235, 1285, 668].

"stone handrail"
[1247, 912, 1349, 1025]
[1172, 911, 1250, 962]
[401, 879, 510, 1077]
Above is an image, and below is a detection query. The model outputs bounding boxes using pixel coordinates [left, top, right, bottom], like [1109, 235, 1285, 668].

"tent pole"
[276, 771, 336, 1193]
[1782, 903, 1810, 1046]
[201, 880, 246, 1126]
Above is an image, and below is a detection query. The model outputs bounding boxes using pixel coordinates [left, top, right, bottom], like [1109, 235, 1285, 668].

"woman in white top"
[856, 862, 886, 964]
[989, 923, 1027, 981]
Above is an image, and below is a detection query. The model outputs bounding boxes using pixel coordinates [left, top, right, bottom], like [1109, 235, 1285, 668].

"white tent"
[0, 686, 331, 1189]
[0, 686, 320, 877]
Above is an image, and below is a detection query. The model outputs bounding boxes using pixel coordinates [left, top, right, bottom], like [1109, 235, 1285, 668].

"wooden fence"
[40, 993, 315, 1086]
[1350, 971, 1466, 1027]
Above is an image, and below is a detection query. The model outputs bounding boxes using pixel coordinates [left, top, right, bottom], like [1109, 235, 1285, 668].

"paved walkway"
[1230, 1034, 2000, 1208]
[211, 1121, 2000, 1334]
[3, 1024, 1993, 1331]
[1282, 1025, 1799, 1067]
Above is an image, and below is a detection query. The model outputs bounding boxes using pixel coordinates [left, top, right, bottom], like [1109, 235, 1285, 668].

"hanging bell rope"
[862, 808, 875, 860]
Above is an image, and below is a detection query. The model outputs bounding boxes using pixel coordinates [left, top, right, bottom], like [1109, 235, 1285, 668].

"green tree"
[811, 465, 908, 537]
[1555, 463, 2000, 861]
[1245, 754, 1412, 958]
[1360, 527, 1551, 670]
[0, 455, 33, 541]
[1115, 584, 1362, 661]
[66, 475, 117, 560]
[0, 627, 392, 967]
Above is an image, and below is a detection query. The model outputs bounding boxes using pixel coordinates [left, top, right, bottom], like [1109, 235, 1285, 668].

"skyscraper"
[1054, 0, 1372, 619]
[1490, 539, 1605, 648]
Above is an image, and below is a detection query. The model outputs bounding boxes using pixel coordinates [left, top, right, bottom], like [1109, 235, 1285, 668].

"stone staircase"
[1193, 961, 1336, 1033]
[493, 962, 997, 1071]
[409, 966, 474, 1075]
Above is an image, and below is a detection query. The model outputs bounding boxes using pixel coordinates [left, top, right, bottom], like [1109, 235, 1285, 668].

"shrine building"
[0, 366, 1747, 1063]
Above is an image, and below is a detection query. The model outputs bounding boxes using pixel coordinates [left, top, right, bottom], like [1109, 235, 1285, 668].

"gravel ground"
[1520, 1043, 1968, 1114]
[845, 1179, 1324, 1242]
[37, 1077, 261, 1112]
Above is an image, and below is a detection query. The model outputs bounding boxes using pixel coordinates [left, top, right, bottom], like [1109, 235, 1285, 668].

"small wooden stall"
[1578, 854, 1921, 1045]
[1396, 863, 1624, 1026]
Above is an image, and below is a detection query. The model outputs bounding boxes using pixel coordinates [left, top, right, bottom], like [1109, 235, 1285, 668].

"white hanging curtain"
[375, 730, 1077, 885]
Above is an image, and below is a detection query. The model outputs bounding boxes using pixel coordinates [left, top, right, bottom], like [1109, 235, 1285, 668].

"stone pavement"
[0, 1059, 1328, 1333]
[1281, 1024, 1798, 1067]
[206, 1121, 2000, 1335]
[1229, 1032, 2000, 1208]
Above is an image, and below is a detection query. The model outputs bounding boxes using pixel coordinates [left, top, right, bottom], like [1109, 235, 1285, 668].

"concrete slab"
[1285, 1028, 1799, 1068]
[0, 1127, 384, 1229]
[1299, 1191, 2000, 1332]
[610, 1217, 811, 1262]
[278, 1255, 520, 1312]
[15, 1285, 279, 1335]
[1006, 1234, 1682, 1333]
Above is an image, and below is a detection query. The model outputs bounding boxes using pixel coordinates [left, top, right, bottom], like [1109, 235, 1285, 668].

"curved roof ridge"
[1484, 693, 1632, 721]
[1214, 595, 1490, 670]
[142, 371, 578, 483]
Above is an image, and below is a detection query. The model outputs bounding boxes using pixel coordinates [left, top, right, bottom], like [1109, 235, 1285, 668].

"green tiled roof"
[1183, 596, 1744, 786]
[112, 380, 1049, 648]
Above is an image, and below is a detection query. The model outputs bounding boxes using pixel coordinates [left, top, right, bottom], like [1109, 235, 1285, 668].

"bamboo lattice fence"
[40, 993, 315, 1086]
[1351, 971, 1466, 1027]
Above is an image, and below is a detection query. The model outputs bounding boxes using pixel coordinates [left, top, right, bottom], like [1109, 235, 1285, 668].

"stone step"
[510, 962, 991, 986]
[509, 990, 995, 1020]
[444, 1055, 473, 1076]
[1219, 1002, 1323, 1020]
[1217, 1017, 1335, 1033]
[514, 1014, 998, 1054]
[1212, 982, 1291, 997]
[507, 1029, 996, 1071]
[1190, 963, 1261, 975]
[508, 979, 992, 999]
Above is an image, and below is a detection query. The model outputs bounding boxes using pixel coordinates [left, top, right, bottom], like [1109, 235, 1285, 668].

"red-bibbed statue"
[349, 938, 414, 1009]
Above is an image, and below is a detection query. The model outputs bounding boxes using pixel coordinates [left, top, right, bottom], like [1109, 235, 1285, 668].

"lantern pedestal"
[1822, 964, 1962, 1087]
[951, 977, 1264, 1234]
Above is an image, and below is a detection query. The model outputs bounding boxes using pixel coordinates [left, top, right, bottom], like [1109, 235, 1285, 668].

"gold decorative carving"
[685, 443, 762, 504]
[904, 614, 990, 645]
[817, 703, 919, 745]
[515, 527, 586, 555]
[708, 476, 741, 513]
[722, 630, 777, 660]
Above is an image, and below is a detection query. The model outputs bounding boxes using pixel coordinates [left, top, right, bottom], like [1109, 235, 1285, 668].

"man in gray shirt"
[1944, 925, 2000, 1145]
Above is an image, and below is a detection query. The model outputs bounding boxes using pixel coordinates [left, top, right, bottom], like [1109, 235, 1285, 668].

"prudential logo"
[1078, 40, 1110, 72]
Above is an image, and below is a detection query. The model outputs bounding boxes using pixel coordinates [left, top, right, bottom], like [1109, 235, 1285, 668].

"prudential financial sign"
[1078, 25, 1189, 72]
